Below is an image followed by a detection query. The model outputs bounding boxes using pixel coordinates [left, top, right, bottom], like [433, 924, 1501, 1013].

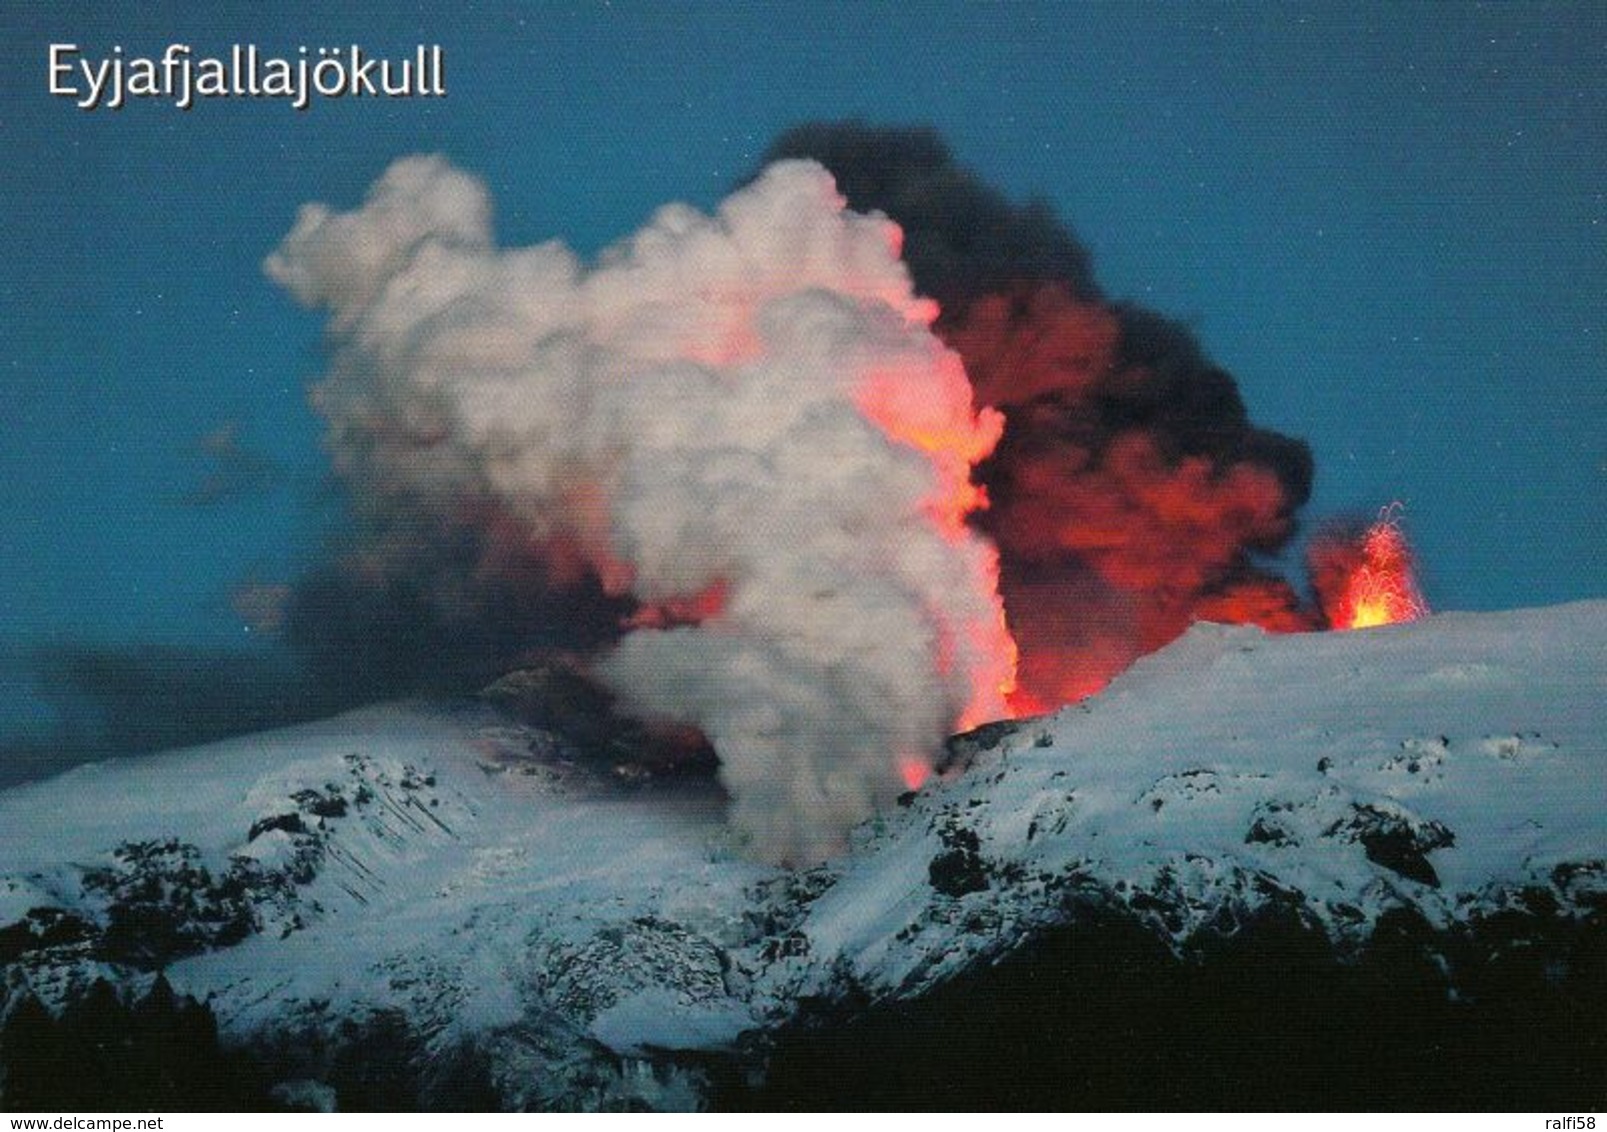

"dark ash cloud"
[759, 122, 1317, 707]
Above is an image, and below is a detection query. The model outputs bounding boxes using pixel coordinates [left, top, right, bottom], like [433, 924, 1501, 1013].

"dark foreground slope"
[730, 901, 1606, 1110]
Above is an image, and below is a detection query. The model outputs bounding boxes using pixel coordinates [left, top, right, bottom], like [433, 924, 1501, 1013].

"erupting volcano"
[268, 155, 1013, 863]
[1311, 507, 1430, 631]
[266, 125, 1434, 863]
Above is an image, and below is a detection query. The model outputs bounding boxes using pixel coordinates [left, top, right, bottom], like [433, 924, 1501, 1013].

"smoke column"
[267, 155, 1014, 864]
[760, 124, 1317, 708]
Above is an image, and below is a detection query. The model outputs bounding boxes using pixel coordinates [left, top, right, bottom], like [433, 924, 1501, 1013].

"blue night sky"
[1, 2, 1603, 750]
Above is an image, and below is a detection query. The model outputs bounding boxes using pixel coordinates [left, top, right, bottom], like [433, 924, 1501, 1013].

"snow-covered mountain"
[3, 602, 1604, 1110]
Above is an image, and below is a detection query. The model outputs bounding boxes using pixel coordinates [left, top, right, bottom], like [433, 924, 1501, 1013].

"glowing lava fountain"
[1319, 506, 1429, 630]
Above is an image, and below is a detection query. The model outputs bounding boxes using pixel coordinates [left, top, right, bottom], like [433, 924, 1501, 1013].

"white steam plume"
[267, 155, 1015, 864]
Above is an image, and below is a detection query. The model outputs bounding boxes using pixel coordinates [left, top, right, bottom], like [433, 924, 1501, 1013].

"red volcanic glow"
[1004, 686, 1053, 718]
[851, 328, 1020, 728]
[898, 755, 931, 791]
[623, 579, 731, 630]
[1317, 506, 1429, 630]
[854, 358, 1003, 538]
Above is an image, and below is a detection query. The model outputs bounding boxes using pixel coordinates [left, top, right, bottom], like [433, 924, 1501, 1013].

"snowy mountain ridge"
[2, 601, 1604, 1109]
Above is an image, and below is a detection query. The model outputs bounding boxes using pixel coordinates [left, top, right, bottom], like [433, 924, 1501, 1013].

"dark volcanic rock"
[0, 907, 96, 964]
[725, 901, 1607, 1111]
[479, 661, 719, 783]
[83, 840, 260, 965]
[928, 818, 990, 897]
[1323, 804, 1455, 887]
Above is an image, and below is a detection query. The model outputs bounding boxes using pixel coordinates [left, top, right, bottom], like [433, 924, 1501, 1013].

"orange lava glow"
[623, 578, 731, 630]
[897, 755, 931, 791]
[852, 336, 1020, 729]
[956, 609, 1021, 730]
[1004, 687, 1053, 718]
[854, 358, 1004, 538]
[1328, 509, 1428, 630]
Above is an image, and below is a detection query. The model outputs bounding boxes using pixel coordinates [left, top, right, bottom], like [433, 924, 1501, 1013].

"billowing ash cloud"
[760, 124, 1103, 313]
[268, 155, 1014, 863]
[761, 124, 1315, 708]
